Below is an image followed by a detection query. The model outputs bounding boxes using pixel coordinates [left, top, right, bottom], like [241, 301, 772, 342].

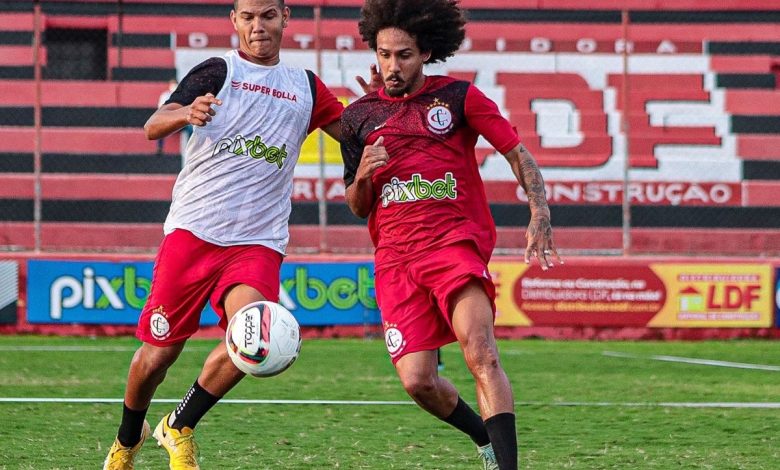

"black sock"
[117, 403, 149, 447]
[485, 413, 517, 470]
[441, 397, 491, 446]
[170, 380, 220, 430]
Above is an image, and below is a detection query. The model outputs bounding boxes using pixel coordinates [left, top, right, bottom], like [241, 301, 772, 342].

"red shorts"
[375, 241, 496, 364]
[136, 229, 282, 346]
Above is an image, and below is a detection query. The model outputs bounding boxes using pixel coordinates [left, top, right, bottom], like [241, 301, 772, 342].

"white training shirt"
[163, 50, 316, 254]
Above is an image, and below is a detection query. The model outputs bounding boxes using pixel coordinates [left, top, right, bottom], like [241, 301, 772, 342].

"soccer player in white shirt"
[103, 1, 379, 468]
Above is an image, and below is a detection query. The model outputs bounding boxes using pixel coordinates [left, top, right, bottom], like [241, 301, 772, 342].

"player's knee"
[463, 340, 501, 378]
[400, 374, 437, 400]
[224, 285, 266, 316]
[132, 343, 181, 377]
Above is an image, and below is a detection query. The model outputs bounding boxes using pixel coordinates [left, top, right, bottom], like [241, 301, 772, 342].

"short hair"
[358, 0, 466, 64]
[233, 0, 285, 10]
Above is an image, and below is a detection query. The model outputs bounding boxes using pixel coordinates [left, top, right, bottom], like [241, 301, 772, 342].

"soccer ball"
[225, 301, 301, 377]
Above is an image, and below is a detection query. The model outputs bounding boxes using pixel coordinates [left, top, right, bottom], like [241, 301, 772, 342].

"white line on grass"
[539, 402, 780, 409]
[603, 351, 780, 371]
[1, 397, 778, 408]
[0, 345, 215, 352]
[0, 398, 412, 405]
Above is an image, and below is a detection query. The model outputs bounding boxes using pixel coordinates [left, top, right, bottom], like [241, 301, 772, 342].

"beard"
[385, 82, 411, 98]
[384, 84, 410, 97]
[384, 73, 410, 97]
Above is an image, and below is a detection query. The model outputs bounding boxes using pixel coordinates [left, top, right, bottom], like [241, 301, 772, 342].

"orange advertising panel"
[496, 264, 666, 327]
[490, 260, 773, 328]
[491, 262, 531, 326]
[648, 264, 774, 328]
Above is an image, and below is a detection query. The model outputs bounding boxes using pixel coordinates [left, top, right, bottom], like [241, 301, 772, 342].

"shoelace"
[107, 448, 132, 468]
[169, 432, 198, 466]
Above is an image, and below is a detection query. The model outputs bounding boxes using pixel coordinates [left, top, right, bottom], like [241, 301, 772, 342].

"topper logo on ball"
[244, 312, 257, 347]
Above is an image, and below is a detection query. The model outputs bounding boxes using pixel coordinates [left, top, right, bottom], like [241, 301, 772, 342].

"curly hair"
[358, 0, 466, 64]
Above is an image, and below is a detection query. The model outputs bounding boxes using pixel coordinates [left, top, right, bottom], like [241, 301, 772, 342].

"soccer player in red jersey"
[341, 1, 561, 468]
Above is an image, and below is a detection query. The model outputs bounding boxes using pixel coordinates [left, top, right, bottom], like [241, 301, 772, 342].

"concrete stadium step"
[0, 127, 180, 154]
[0, 80, 167, 107]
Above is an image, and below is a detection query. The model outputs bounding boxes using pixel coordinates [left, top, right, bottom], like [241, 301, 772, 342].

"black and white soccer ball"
[225, 301, 301, 377]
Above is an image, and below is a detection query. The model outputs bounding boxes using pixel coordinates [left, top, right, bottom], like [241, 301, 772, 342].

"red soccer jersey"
[341, 75, 521, 267]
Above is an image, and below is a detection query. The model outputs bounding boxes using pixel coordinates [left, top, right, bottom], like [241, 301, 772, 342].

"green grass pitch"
[0, 336, 778, 469]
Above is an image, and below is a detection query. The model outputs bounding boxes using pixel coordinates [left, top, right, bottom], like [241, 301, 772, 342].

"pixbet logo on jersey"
[380, 172, 458, 207]
[213, 134, 288, 168]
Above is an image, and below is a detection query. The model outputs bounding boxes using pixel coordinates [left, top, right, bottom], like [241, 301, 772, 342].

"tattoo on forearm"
[517, 145, 548, 211]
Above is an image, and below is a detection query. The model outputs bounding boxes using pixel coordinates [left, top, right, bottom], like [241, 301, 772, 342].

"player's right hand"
[356, 136, 389, 181]
[356, 64, 383, 94]
[186, 93, 222, 126]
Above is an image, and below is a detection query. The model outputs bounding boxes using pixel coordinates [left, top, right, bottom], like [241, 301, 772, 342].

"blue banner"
[280, 262, 379, 325]
[27, 260, 379, 326]
[27, 260, 218, 326]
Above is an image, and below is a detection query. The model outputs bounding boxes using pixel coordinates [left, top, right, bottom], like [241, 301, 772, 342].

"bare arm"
[504, 143, 562, 269]
[345, 136, 388, 218]
[321, 120, 341, 142]
[345, 176, 374, 219]
[144, 93, 222, 140]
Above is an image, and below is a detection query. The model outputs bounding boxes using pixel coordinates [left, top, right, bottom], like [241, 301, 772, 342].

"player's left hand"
[355, 64, 383, 94]
[524, 214, 562, 270]
[356, 136, 388, 182]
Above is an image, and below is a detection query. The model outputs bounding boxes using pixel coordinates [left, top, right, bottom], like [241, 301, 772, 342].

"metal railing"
[1, 2, 779, 256]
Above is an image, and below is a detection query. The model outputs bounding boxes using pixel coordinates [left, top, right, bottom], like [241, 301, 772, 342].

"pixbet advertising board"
[27, 260, 379, 326]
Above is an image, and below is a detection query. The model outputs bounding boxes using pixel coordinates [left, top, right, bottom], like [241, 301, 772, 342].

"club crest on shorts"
[384, 323, 406, 356]
[150, 305, 171, 340]
[426, 98, 454, 135]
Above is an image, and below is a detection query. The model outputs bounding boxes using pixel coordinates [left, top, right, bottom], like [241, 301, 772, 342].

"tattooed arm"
[503, 143, 562, 269]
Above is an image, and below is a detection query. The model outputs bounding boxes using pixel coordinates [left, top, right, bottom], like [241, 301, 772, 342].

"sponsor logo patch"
[231, 81, 298, 102]
[212, 134, 289, 169]
[380, 172, 457, 207]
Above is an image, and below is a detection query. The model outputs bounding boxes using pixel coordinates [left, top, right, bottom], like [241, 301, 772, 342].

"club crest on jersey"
[149, 305, 170, 341]
[426, 98, 454, 135]
[384, 322, 406, 356]
[212, 134, 288, 169]
[380, 172, 458, 207]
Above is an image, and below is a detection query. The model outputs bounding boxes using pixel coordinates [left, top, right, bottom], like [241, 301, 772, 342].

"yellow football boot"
[153, 413, 200, 470]
[103, 420, 151, 470]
